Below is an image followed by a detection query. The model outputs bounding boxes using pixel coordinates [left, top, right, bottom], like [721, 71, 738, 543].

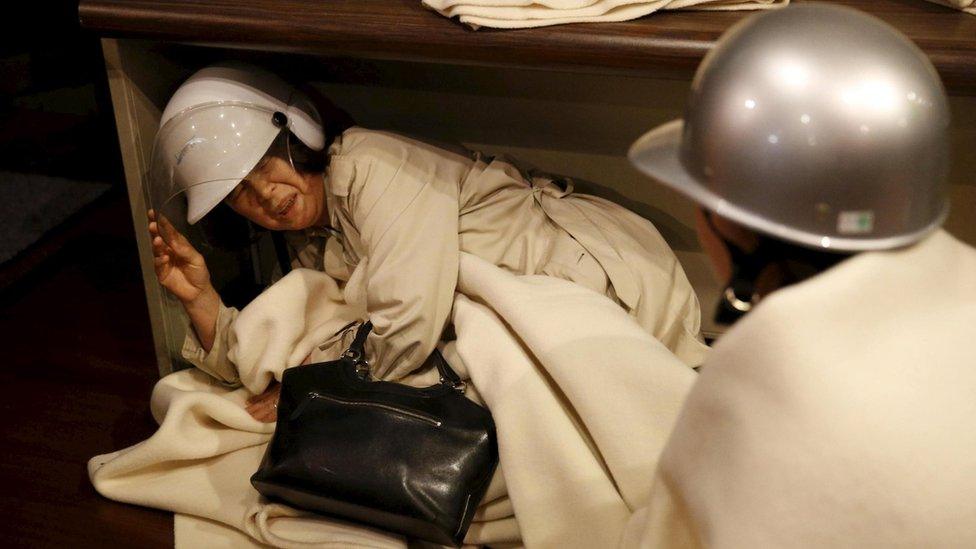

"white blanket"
[89, 253, 697, 547]
[421, 0, 788, 29]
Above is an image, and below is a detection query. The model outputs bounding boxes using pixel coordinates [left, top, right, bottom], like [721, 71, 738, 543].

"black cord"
[704, 213, 776, 326]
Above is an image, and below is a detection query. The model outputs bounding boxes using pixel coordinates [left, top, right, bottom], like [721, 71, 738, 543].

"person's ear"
[695, 208, 734, 284]
[707, 211, 761, 253]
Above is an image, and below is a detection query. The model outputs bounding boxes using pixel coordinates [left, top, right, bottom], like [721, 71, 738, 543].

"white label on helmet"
[837, 211, 874, 234]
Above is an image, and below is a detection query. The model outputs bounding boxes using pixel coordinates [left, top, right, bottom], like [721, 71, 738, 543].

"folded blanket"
[453, 254, 696, 546]
[89, 256, 697, 547]
[422, 0, 788, 29]
[923, 0, 975, 13]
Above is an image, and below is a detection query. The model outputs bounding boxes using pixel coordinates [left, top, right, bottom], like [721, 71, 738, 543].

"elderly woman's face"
[224, 155, 325, 231]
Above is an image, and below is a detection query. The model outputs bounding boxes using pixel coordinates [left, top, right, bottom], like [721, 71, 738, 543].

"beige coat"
[630, 230, 976, 547]
[183, 127, 708, 382]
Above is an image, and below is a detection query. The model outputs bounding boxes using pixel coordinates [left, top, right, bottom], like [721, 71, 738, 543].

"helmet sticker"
[838, 211, 875, 234]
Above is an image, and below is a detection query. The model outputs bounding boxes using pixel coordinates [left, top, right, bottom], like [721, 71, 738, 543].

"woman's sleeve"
[180, 301, 241, 384]
[342, 134, 462, 380]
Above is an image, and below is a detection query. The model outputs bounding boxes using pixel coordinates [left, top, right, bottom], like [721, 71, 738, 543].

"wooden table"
[80, 0, 976, 94]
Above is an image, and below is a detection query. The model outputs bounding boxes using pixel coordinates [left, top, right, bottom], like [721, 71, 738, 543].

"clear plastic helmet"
[146, 63, 325, 249]
[628, 3, 950, 253]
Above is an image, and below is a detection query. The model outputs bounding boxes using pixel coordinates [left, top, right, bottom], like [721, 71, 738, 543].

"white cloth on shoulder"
[88, 255, 697, 547]
[421, 0, 788, 29]
[625, 230, 976, 547]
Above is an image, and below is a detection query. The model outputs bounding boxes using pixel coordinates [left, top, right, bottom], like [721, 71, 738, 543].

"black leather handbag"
[251, 321, 498, 546]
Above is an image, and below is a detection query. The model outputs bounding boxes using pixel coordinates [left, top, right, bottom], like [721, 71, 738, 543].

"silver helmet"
[629, 3, 950, 252]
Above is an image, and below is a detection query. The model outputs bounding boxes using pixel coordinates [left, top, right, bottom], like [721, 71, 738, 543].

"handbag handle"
[342, 320, 373, 363]
[343, 321, 466, 393]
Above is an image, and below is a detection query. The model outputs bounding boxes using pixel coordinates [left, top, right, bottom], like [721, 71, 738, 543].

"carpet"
[0, 171, 111, 264]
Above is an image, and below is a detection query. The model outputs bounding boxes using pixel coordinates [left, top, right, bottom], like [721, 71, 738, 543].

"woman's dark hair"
[273, 85, 356, 175]
[286, 130, 326, 174]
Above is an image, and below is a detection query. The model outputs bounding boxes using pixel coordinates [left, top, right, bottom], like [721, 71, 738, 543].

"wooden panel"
[101, 38, 186, 376]
[947, 95, 976, 247]
[100, 39, 263, 375]
[78, 0, 976, 94]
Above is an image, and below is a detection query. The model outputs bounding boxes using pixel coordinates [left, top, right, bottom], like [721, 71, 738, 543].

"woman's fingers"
[245, 399, 278, 423]
[148, 219, 164, 255]
[245, 383, 281, 423]
[157, 214, 185, 246]
[153, 254, 171, 281]
[151, 235, 169, 257]
[156, 214, 180, 244]
[157, 215, 199, 261]
[247, 388, 278, 407]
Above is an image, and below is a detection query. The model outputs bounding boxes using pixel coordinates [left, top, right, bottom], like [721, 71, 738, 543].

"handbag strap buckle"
[343, 349, 372, 380]
[430, 349, 466, 394]
[441, 377, 466, 394]
[341, 321, 374, 380]
[355, 360, 373, 381]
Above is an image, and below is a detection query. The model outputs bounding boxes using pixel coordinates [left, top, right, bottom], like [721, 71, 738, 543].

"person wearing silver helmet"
[628, 4, 976, 546]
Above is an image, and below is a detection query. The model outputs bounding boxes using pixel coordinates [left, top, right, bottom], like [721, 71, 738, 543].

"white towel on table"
[423, 0, 788, 29]
[923, 0, 975, 13]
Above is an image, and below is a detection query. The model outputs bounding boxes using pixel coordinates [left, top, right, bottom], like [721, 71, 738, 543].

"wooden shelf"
[79, 0, 976, 95]
[79, 0, 976, 94]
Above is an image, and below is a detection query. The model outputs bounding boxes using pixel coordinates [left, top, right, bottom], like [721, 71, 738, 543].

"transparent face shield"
[146, 102, 288, 252]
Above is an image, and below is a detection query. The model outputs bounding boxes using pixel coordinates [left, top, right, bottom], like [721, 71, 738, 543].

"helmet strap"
[284, 129, 297, 173]
[704, 213, 777, 326]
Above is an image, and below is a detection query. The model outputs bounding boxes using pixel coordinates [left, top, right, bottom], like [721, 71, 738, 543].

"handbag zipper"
[291, 392, 443, 427]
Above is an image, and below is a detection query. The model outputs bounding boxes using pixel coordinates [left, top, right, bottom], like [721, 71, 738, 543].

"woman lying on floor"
[148, 63, 709, 421]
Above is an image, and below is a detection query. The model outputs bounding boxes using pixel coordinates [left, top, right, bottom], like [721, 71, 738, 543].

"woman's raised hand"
[147, 209, 213, 304]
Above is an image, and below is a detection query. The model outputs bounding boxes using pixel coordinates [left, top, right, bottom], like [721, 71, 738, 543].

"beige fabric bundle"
[89, 254, 697, 547]
[89, 227, 976, 547]
[924, 0, 975, 13]
[422, 0, 788, 29]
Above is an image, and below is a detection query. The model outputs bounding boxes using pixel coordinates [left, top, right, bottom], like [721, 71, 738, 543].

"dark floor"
[0, 190, 173, 547]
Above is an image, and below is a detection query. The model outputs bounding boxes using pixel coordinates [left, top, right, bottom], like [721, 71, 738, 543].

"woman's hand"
[148, 209, 221, 352]
[246, 382, 281, 423]
[147, 209, 213, 304]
